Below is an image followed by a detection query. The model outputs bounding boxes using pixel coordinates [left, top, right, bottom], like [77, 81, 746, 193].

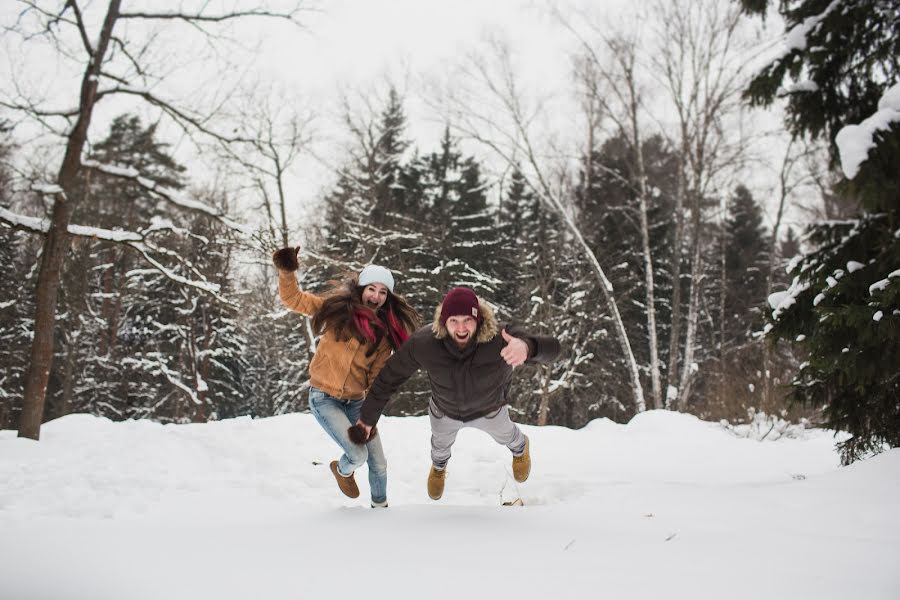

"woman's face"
[362, 283, 389, 309]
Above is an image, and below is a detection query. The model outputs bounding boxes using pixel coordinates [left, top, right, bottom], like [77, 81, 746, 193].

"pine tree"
[0, 133, 37, 429]
[723, 185, 770, 341]
[572, 134, 680, 418]
[742, 0, 900, 462]
[421, 129, 501, 304]
[238, 266, 312, 417]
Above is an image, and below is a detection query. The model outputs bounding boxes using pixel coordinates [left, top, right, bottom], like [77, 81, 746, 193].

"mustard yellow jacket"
[278, 272, 391, 400]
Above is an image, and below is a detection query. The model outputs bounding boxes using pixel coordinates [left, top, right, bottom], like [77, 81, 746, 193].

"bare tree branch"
[65, 0, 94, 56]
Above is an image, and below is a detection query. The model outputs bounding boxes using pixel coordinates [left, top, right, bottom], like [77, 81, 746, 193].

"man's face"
[362, 283, 388, 310]
[446, 315, 478, 348]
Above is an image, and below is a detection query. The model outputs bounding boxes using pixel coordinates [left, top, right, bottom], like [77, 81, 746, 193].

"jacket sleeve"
[360, 335, 422, 426]
[506, 323, 561, 365]
[277, 271, 324, 316]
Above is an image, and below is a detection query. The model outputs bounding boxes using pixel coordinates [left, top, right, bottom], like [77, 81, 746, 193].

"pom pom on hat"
[440, 287, 482, 326]
[358, 265, 395, 293]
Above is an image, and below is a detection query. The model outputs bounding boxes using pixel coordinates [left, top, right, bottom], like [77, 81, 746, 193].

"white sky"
[1, 0, 810, 238]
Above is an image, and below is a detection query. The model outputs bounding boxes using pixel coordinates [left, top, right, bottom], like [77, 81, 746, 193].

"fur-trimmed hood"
[430, 299, 499, 344]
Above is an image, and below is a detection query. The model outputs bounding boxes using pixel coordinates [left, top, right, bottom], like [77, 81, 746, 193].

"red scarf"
[353, 308, 409, 349]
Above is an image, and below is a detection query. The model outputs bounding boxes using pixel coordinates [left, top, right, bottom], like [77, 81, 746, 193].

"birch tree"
[562, 22, 666, 409]
[0, 0, 306, 440]
[648, 0, 753, 409]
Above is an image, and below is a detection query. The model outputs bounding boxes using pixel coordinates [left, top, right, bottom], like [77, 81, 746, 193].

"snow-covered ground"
[1, 410, 898, 600]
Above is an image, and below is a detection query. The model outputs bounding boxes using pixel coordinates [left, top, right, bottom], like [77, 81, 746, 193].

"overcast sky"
[2, 0, 800, 233]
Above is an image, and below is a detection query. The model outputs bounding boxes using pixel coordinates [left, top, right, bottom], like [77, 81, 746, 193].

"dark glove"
[348, 423, 377, 445]
[272, 247, 300, 272]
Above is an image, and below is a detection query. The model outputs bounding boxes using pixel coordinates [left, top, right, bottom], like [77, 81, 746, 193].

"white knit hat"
[358, 264, 395, 293]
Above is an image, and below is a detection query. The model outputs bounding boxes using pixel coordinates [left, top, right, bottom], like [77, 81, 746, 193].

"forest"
[1, 0, 897, 464]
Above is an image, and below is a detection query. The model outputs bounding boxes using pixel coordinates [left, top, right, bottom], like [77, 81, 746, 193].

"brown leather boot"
[427, 465, 446, 500]
[512, 436, 530, 482]
[330, 461, 360, 498]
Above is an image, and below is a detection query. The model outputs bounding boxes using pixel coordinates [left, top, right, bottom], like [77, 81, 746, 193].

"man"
[349, 286, 560, 500]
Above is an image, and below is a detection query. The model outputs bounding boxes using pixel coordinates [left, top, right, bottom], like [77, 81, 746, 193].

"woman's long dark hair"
[311, 274, 420, 356]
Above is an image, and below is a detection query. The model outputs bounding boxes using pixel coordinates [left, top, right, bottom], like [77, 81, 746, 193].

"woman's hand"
[272, 246, 300, 272]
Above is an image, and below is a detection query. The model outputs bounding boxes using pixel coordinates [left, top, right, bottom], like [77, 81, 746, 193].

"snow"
[835, 82, 900, 179]
[779, 0, 841, 57]
[0, 206, 142, 242]
[666, 385, 677, 402]
[33, 184, 65, 195]
[767, 290, 788, 309]
[4, 411, 895, 600]
[776, 80, 819, 95]
[873, 311, 883, 322]
[869, 278, 890, 295]
[847, 260, 865, 273]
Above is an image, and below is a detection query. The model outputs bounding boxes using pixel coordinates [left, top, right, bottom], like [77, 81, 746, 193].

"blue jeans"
[308, 387, 387, 504]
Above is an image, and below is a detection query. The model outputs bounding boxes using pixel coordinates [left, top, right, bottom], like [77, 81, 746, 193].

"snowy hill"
[2, 411, 898, 600]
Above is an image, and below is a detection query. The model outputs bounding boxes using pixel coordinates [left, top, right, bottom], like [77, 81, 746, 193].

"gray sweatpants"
[429, 398, 527, 469]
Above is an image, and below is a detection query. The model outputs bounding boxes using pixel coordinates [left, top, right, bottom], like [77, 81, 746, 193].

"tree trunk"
[763, 143, 792, 408]
[576, 219, 646, 413]
[59, 333, 78, 418]
[664, 164, 687, 408]
[18, 0, 121, 440]
[676, 187, 704, 409]
[631, 129, 662, 410]
[718, 200, 728, 410]
[537, 364, 552, 426]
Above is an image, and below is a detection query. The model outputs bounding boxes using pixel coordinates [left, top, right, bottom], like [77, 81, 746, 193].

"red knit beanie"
[440, 287, 482, 326]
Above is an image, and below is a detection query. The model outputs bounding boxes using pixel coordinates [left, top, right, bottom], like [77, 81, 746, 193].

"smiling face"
[445, 315, 478, 348]
[361, 283, 389, 310]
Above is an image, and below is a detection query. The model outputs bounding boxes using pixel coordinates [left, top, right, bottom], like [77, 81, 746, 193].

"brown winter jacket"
[278, 272, 392, 400]
[360, 300, 560, 425]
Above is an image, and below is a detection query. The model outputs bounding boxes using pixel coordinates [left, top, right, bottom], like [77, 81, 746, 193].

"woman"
[273, 246, 419, 507]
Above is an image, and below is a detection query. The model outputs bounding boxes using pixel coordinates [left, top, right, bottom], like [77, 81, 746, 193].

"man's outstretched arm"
[349, 335, 423, 443]
[504, 324, 561, 366]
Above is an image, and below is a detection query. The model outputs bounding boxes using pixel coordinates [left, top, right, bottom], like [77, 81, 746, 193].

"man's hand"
[500, 328, 528, 367]
[348, 419, 375, 445]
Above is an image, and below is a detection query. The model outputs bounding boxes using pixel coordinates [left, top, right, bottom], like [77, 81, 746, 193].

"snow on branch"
[0, 206, 226, 300]
[835, 83, 900, 180]
[81, 159, 250, 235]
[153, 356, 201, 406]
[0, 205, 139, 241]
[777, 0, 841, 60]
